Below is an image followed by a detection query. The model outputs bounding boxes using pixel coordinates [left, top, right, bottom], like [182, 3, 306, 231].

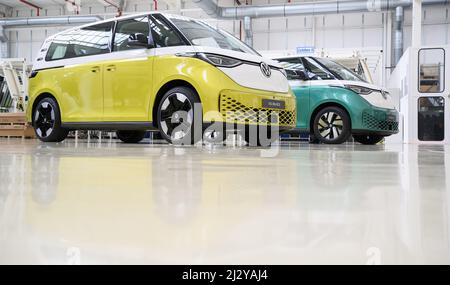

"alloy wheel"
[317, 111, 343, 140]
[159, 93, 193, 140]
[34, 102, 56, 138]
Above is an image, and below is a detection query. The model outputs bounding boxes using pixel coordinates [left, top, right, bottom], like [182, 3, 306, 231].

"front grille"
[362, 111, 398, 132]
[220, 95, 295, 127]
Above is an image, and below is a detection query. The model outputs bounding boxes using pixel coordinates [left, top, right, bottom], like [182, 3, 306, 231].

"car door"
[45, 22, 113, 122]
[301, 57, 339, 129]
[103, 15, 154, 122]
[279, 57, 310, 130]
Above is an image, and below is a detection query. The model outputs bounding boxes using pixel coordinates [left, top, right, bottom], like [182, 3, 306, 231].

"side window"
[418, 48, 445, 93]
[45, 33, 72, 61]
[149, 15, 185, 48]
[114, 16, 150, 51]
[45, 22, 113, 61]
[46, 43, 68, 60]
[71, 22, 113, 57]
[277, 58, 305, 70]
[303, 57, 335, 80]
[277, 58, 307, 80]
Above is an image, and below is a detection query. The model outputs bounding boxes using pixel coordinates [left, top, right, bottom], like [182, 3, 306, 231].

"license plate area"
[387, 112, 398, 122]
[262, 99, 285, 110]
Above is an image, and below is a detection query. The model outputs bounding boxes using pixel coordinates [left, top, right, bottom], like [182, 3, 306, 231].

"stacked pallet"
[0, 113, 35, 139]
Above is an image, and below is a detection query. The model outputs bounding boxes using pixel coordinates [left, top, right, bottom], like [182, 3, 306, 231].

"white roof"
[46, 12, 185, 41]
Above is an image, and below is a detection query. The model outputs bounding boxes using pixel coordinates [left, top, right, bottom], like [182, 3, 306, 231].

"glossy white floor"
[0, 138, 449, 264]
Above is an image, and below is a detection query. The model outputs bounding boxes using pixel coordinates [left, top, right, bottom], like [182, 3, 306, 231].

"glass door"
[417, 48, 446, 142]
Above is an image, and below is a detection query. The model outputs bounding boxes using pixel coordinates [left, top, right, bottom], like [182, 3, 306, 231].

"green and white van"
[275, 56, 399, 144]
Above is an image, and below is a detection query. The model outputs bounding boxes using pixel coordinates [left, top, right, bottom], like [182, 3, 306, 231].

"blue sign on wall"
[296, 46, 315, 54]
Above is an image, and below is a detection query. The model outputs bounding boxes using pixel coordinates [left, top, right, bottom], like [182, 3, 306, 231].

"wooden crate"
[0, 112, 35, 139]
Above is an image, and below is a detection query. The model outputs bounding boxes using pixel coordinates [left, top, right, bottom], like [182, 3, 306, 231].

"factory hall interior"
[0, 0, 450, 265]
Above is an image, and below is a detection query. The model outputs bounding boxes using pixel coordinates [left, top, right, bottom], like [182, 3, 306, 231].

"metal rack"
[0, 58, 29, 113]
[0, 59, 34, 138]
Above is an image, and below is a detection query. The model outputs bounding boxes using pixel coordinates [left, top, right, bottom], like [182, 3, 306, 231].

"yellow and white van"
[27, 12, 296, 145]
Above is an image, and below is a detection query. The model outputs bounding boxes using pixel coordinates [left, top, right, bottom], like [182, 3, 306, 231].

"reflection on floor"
[0, 138, 449, 264]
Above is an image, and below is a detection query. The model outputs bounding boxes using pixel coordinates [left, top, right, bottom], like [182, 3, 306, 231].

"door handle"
[91, 66, 100, 73]
[106, 65, 116, 72]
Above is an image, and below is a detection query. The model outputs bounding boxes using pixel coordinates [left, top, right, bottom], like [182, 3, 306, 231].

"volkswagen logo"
[260, 62, 271, 78]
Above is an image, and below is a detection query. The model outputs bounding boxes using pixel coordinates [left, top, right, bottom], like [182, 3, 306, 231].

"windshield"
[313, 57, 367, 82]
[277, 57, 337, 80]
[167, 16, 259, 55]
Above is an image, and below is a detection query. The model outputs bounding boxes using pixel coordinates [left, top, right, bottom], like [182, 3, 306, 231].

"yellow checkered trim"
[220, 93, 296, 127]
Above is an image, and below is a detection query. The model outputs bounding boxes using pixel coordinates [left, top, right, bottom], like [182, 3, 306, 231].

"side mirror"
[286, 69, 309, 81]
[127, 33, 151, 48]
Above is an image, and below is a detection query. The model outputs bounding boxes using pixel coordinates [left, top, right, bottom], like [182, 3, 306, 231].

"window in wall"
[45, 21, 113, 61]
[418, 96, 445, 141]
[418, 48, 445, 93]
[114, 16, 150, 51]
[149, 15, 185, 48]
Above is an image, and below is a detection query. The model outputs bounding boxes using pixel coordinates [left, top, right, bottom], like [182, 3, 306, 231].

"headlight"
[197, 53, 242, 68]
[175, 52, 242, 68]
[345, 85, 375, 95]
[279, 68, 287, 77]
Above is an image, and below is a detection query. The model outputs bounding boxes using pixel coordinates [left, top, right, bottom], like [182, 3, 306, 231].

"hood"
[193, 46, 282, 68]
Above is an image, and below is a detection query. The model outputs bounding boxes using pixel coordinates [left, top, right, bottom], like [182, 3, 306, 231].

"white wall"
[2, 1, 450, 65]
[251, 9, 385, 51]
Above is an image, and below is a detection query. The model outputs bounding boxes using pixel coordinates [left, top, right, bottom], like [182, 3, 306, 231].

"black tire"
[152, 131, 164, 140]
[353, 134, 384, 145]
[33, 97, 68, 142]
[312, 106, 351, 144]
[116, 130, 146, 143]
[156, 86, 201, 145]
[243, 125, 278, 147]
[309, 133, 320, 144]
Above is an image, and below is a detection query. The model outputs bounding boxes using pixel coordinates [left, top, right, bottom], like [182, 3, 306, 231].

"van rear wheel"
[353, 134, 384, 145]
[116, 130, 146, 143]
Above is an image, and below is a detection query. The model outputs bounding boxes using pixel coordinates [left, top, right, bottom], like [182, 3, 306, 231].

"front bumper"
[353, 107, 399, 135]
[218, 90, 296, 129]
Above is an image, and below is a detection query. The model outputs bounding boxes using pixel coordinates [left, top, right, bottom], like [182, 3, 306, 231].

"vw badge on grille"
[260, 62, 271, 78]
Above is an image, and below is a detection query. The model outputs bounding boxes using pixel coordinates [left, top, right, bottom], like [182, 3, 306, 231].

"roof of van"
[272, 55, 318, 60]
[45, 12, 192, 41]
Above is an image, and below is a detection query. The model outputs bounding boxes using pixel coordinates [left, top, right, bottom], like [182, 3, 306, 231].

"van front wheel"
[156, 86, 201, 145]
[312, 106, 351, 144]
[33, 97, 68, 142]
[116, 130, 146, 143]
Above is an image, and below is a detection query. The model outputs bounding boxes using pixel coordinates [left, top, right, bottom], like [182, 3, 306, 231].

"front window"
[113, 16, 150, 51]
[313, 57, 367, 82]
[150, 14, 185, 48]
[167, 15, 258, 55]
[303, 57, 336, 80]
